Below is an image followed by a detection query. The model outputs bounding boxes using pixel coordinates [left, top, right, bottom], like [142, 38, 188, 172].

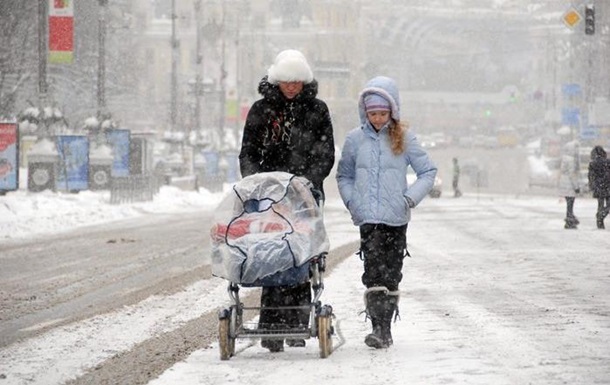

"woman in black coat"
[238, 49, 335, 352]
[588, 145, 610, 229]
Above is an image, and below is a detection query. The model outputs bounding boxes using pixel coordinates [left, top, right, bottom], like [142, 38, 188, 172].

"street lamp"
[98, 0, 108, 115]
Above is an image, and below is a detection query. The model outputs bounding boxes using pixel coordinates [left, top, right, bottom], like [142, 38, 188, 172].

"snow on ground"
[1, 183, 609, 385]
[0, 184, 224, 242]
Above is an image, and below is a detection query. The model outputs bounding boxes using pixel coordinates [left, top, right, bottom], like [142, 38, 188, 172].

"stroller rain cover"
[210, 171, 329, 285]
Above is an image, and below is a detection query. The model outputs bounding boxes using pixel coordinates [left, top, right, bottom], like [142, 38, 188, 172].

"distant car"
[407, 168, 442, 198]
[418, 135, 437, 149]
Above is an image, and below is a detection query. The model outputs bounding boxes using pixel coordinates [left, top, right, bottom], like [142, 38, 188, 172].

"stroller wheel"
[317, 305, 333, 358]
[219, 312, 235, 360]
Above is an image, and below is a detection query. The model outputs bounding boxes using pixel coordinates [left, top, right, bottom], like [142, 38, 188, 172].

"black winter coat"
[588, 146, 610, 198]
[239, 76, 335, 196]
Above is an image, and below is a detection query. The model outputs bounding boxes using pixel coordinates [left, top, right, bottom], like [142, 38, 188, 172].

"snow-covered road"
[149, 195, 610, 385]
[1, 190, 609, 385]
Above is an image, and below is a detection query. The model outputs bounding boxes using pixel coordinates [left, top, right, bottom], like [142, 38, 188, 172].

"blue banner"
[0, 122, 19, 191]
[106, 129, 131, 177]
[56, 135, 89, 191]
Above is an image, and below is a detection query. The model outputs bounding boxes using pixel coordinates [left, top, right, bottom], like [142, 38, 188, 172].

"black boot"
[564, 216, 578, 229]
[597, 212, 605, 229]
[364, 291, 388, 349]
[364, 320, 386, 349]
[261, 339, 284, 352]
[380, 295, 398, 347]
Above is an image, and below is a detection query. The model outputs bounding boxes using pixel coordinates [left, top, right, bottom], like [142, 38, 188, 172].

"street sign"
[562, 7, 582, 29]
[580, 125, 599, 140]
[562, 83, 581, 97]
[562, 107, 580, 126]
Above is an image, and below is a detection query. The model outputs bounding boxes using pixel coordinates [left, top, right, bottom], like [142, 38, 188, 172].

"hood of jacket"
[257, 75, 319, 106]
[358, 76, 401, 125]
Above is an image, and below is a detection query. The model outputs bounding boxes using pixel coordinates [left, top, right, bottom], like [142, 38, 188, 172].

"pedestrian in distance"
[588, 145, 610, 229]
[452, 157, 462, 198]
[238, 49, 335, 353]
[336, 76, 437, 349]
[558, 140, 581, 229]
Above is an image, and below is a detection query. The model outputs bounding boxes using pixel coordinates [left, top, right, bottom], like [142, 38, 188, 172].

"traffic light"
[585, 4, 595, 35]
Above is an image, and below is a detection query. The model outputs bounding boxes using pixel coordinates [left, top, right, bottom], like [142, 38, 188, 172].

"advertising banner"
[56, 135, 89, 191]
[0, 122, 19, 191]
[49, 0, 74, 64]
[106, 129, 131, 177]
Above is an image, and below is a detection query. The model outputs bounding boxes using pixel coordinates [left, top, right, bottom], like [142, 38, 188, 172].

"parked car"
[407, 167, 442, 198]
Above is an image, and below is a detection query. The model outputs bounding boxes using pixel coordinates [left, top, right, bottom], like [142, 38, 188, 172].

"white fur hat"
[267, 49, 313, 84]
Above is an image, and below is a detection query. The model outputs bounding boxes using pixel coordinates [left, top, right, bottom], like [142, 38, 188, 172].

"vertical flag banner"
[106, 129, 131, 177]
[0, 122, 19, 191]
[56, 135, 89, 191]
[49, 0, 74, 64]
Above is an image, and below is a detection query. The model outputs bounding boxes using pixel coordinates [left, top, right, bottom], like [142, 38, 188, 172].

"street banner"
[106, 129, 131, 177]
[56, 135, 89, 191]
[49, 0, 74, 64]
[0, 122, 19, 191]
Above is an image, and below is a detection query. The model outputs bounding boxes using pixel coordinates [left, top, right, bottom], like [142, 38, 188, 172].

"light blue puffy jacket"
[336, 76, 438, 226]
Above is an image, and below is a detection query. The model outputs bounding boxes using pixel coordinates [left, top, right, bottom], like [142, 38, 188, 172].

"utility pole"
[98, 0, 108, 116]
[38, 0, 48, 104]
[194, 0, 202, 141]
[219, 1, 226, 142]
[170, 0, 178, 134]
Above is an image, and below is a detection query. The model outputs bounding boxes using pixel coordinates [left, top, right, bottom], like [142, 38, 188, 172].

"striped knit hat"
[363, 93, 391, 112]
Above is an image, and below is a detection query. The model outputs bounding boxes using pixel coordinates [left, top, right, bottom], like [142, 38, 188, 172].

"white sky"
[1, 182, 609, 385]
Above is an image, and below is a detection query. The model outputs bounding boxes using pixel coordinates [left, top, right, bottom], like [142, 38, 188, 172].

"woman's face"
[366, 110, 391, 131]
[278, 81, 304, 99]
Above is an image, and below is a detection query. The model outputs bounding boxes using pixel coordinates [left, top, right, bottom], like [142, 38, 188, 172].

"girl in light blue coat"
[336, 76, 437, 349]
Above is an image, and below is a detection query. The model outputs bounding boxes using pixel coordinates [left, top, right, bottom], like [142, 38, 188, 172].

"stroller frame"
[218, 252, 334, 360]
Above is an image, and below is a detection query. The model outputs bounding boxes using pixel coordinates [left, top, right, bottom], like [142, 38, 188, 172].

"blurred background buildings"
[0, 0, 609, 177]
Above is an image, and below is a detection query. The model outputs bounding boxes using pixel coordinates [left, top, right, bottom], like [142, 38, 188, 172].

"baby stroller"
[210, 171, 334, 360]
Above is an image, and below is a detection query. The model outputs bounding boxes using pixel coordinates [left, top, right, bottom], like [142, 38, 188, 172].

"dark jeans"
[597, 197, 610, 215]
[259, 281, 311, 329]
[359, 223, 408, 292]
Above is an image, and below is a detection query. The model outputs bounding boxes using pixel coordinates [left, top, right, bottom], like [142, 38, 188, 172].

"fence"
[109, 174, 160, 204]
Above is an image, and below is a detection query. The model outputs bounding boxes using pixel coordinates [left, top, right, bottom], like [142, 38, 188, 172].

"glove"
[405, 196, 416, 208]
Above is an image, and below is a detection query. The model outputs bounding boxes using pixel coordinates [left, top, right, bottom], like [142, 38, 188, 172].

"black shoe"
[286, 339, 306, 347]
[261, 339, 284, 353]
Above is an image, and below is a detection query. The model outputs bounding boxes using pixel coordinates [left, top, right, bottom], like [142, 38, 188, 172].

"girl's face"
[278, 81, 304, 99]
[367, 110, 391, 131]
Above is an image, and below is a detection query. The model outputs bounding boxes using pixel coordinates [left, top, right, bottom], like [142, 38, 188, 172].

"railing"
[109, 174, 160, 204]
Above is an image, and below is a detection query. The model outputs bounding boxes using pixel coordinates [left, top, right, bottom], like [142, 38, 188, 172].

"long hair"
[389, 119, 407, 155]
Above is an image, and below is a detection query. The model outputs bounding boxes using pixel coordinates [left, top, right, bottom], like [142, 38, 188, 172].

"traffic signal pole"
[38, 0, 48, 104]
